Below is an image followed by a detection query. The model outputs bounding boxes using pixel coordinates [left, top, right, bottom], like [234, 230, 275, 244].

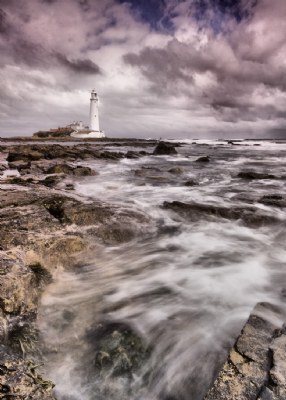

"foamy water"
[39, 140, 286, 400]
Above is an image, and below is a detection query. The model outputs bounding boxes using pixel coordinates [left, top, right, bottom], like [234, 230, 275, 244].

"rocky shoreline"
[0, 139, 285, 399]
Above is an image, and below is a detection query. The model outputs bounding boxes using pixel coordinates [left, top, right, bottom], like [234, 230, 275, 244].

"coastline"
[0, 137, 285, 399]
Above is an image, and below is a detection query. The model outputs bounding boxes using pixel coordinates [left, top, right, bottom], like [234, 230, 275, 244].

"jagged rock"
[204, 303, 286, 400]
[153, 142, 177, 155]
[0, 345, 55, 400]
[195, 156, 210, 162]
[238, 171, 277, 180]
[162, 201, 278, 227]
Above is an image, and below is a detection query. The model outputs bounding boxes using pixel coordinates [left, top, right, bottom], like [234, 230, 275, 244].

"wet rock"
[204, 303, 286, 400]
[168, 167, 184, 174]
[47, 163, 96, 176]
[40, 174, 65, 187]
[134, 169, 147, 177]
[84, 321, 150, 397]
[258, 194, 286, 208]
[163, 201, 279, 227]
[238, 171, 277, 180]
[184, 179, 199, 186]
[125, 150, 141, 159]
[195, 156, 210, 162]
[153, 142, 177, 155]
[0, 345, 55, 400]
[0, 252, 38, 316]
[73, 166, 96, 176]
[7, 149, 44, 162]
[65, 183, 74, 190]
[8, 160, 31, 171]
[6, 144, 125, 162]
[46, 163, 74, 174]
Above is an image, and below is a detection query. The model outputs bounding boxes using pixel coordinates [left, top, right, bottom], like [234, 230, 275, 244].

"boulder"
[153, 142, 177, 155]
[195, 156, 210, 162]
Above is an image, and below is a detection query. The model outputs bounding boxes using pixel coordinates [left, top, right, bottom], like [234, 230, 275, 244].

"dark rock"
[163, 201, 279, 226]
[47, 163, 96, 176]
[238, 171, 277, 180]
[8, 160, 31, 171]
[168, 167, 184, 174]
[153, 142, 177, 155]
[7, 149, 44, 162]
[258, 194, 286, 208]
[84, 320, 150, 396]
[73, 166, 96, 176]
[125, 150, 141, 159]
[195, 156, 210, 162]
[46, 164, 74, 174]
[40, 174, 65, 187]
[134, 169, 147, 177]
[184, 179, 199, 186]
[65, 183, 75, 190]
[204, 303, 286, 400]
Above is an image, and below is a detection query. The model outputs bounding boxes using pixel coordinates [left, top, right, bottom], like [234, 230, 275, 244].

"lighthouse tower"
[88, 89, 105, 138]
[89, 90, 100, 131]
[70, 89, 105, 138]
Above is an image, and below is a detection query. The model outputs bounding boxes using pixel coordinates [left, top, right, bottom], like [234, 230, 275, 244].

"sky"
[0, 0, 286, 139]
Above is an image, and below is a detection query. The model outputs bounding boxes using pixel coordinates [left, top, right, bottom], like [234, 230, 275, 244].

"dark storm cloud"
[55, 54, 101, 74]
[0, 0, 101, 73]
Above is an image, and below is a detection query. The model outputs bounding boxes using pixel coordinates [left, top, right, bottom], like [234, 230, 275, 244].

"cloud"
[123, 0, 286, 128]
[0, 0, 286, 138]
[55, 53, 101, 74]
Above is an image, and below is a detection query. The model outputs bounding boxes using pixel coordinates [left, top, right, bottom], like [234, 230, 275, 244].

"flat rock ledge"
[204, 303, 286, 400]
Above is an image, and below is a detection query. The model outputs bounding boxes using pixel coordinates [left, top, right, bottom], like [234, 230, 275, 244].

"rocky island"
[0, 137, 285, 400]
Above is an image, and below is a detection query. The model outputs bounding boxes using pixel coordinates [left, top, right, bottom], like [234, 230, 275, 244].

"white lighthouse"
[88, 89, 105, 137]
[89, 90, 100, 131]
[70, 89, 105, 138]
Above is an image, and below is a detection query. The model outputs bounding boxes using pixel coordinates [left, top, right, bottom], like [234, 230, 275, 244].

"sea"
[36, 139, 286, 400]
